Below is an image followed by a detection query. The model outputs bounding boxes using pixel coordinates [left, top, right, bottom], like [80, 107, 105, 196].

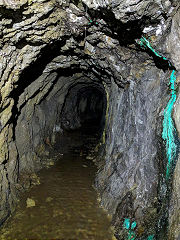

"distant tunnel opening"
[55, 82, 107, 155]
[14, 68, 108, 172]
[61, 83, 107, 132]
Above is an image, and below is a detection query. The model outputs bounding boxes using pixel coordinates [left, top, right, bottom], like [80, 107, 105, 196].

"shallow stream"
[0, 125, 115, 240]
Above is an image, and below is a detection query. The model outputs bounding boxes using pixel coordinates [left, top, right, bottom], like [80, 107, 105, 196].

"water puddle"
[0, 126, 116, 240]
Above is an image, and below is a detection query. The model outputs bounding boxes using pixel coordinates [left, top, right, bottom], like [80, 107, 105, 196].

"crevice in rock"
[136, 43, 176, 71]
[0, 3, 29, 24]
[82, 4, 161, 47]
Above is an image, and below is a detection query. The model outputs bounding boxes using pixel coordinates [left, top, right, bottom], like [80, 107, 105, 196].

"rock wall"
[171, 89, 180, 240]
[14, 70, 106, 171]
[168, 156, 180, 240]
[0, 0, 180, 239]
[165, 8, 180, 240]
[96, 64, 170, 238]
[82, 0, 174, 23]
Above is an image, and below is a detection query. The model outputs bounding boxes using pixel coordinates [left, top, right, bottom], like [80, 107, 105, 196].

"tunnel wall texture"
[0, 0, 180, 239]
[96, 68, 169, 238]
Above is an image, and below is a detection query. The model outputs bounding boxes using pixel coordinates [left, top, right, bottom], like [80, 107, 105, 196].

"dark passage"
[0, 82, 115, 240]
[57, 83, 107, 155]
[61, 84, 106, 132]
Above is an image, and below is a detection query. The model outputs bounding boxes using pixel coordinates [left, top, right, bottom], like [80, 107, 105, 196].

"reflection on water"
[0, 126, 116, 240]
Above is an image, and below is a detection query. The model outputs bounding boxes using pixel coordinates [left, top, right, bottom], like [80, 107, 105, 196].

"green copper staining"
[162, 70, 177, 179]
[137, 36, 177, 179]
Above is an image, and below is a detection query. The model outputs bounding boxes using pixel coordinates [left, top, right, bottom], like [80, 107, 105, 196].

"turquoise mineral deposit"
[138, 37, 177, 180]
[162, 70, 177, 179]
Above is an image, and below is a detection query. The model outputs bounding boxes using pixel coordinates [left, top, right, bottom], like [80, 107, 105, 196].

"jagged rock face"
[83, 0, 173, 23]
[96, 66, 170, 238]
[0, 0, 180, 239]
[171, 94, 180, 240]
[168, 156, 180, 240]
[165, 8, 180, 71]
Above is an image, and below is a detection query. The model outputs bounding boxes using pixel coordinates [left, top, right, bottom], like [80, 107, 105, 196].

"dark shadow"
[81, 3, 159, 47]
[55, 83, 107, 155]
[61, 83, 106, 132]
[135, 44, 176, 71]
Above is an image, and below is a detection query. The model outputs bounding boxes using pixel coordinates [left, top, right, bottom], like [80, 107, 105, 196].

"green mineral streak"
[123, 218, 154, 240]
[124, 218, 131, 230]
[138, 37, 171, 67]
[123, 219, 136, 239]
[139, 37, 163, 59]
[131, 221, 137, 230]
[162, 70, 177, 179]
[123, 37, 177, 240]
[138, 36, 177, 179]
[127, 230, 136, 240]
[147, 234, 154, 240]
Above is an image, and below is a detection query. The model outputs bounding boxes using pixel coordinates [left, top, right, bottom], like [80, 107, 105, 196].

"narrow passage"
[0, 124, 115, 240]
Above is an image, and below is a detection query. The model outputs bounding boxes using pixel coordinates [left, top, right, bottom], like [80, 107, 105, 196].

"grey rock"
[165, 8, 180, 71]
[0, 0, 179, 239]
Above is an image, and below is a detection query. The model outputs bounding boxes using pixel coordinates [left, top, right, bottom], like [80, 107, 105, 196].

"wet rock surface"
[83, 0, 174, 23]
[165, 8, 180, 71]
[168, 156, 180, 240]
[96, 65, 171, 239]
[0, 0, 180, 239]
[0, 126, 116, 240]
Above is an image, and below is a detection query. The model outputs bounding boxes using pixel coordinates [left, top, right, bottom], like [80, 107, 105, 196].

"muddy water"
[0, 126, 116, 240]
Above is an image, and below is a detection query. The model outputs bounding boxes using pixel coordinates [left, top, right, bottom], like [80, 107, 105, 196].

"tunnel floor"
[0, 124, 116, 240]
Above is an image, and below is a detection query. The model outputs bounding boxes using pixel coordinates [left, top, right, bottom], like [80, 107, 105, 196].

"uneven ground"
[0, 0, 180, 239]
[0, 124, 116, 240]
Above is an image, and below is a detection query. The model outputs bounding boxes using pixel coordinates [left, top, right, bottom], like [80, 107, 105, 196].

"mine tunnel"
[13, 68, 107, 171]
[0, 0, 180, 240]
[60, 84, 106, 131]
[52, 81, 107, 156]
